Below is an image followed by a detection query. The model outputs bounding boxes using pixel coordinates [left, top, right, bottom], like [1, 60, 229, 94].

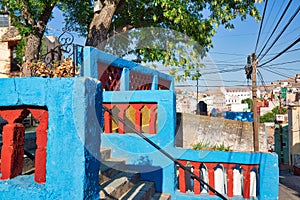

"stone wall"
[176, 113, 268, 152]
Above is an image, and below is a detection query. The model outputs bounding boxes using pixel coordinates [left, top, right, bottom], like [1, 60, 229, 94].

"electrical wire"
[255, 0, 268, 53]
[208, 51, 246, 57]
[260, 60, 300, 68]
[258, 5, 300, 61]
[257, 0, 293, 59]
[258, 37, 300, 67]
[261, 0, 275, 35]
[260, 67, 293, 79]
[268, 0, 286, 34]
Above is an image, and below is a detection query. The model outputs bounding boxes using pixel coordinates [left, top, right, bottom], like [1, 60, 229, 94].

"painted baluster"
[0, 109, 29, 180]
[28, 109, 48, 184]
[241, 165, 251, 198]
[206, 163, 216, 195]
[131, 104, 144, 132]
[224, 164, 235, 197]
[117, 104, 130, 134]
[178, 160, 187, 193]
[146, 104, 157, 134]
[191, 162, 201, 194]
[103, 104, 113, 133]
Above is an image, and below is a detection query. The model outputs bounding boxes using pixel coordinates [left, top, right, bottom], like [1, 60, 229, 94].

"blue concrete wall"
[0, 77, 102, 200]
[101, 90, 177, 194]
[83, 47, 278, 199]
[174, 148, 278, 200]
[225, 111, 253, 122]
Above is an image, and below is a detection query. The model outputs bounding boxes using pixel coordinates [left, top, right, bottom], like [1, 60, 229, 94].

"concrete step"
[120, 181, 155, 200]
[100, 158, 127, 184]
[100, 172, 140, 199]
[100, 148, 111, 161]
[102, 158, 126, 171]
[99, 147, 172, 199]
[150, 193, 171, 200]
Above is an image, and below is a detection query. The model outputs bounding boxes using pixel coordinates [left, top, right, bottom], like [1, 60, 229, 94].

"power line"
[260, 60, 300, 68]
[175, 84, 252, 88]
[257, 0, 293, 59]
[260, 67, 293, 79]
[258, 5, 300, 61]
[255, 0, 268, 53]
[261, 0, 275, 34]
[268, 0, 286, 34]
[208, 51, 246, 57]
[258, 37, 300, 67]
[257, 69, 277, 107]
[264, 47, 300, 57]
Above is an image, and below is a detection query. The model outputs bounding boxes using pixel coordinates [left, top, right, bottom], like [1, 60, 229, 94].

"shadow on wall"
[175, 113, 184, 147]
[126, 155, 163, 192]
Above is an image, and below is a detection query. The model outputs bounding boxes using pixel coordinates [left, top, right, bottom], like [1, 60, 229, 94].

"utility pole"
[251, 53, 259, 151]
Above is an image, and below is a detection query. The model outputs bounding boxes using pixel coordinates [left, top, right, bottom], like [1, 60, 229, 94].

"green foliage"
[259, 106, 287, 123]
[192, 141, 212, 150]
[260, 112, 274, 123]
[60, 0, 261, 80]
[16, 38, 26, 64]
[241, 98, 252, 109]
[213, 142, 231, 151]
[192, 141, 231, 151]
[2, 0, 56, 36]
[272, 106, 287, 115]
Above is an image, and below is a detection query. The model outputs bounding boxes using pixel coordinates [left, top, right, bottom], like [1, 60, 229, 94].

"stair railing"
[103, 106, 228, 200]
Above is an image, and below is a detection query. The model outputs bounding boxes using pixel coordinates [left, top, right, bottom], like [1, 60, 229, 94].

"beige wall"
[288, 106, 300, 155]
[0, 27, 11, 77]
[176, 113, 268, 152]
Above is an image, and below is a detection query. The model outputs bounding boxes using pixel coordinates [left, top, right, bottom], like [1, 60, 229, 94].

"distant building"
[225, 87, 253, 105]
[0, 11, 21, 77]
[288, 105, 300, 169]
[175, 89, 198, 113]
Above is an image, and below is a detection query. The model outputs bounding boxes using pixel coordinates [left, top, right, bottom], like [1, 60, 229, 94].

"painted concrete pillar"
[0, 109, 28, 180]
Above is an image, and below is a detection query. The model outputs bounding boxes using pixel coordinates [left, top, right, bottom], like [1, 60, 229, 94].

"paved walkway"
[279, 170, 300, 200]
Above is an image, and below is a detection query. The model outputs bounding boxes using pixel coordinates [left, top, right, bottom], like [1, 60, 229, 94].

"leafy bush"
[192, 141, 231, 151]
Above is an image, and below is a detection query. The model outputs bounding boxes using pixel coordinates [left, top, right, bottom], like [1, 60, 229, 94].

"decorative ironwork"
[39, 29, 83, 71]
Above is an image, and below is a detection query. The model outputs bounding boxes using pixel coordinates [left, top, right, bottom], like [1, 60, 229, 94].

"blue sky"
[208, 0, 300, 88]
[47, 1, 299, 89]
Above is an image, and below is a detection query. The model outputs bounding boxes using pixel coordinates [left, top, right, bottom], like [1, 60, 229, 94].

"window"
[0, 12, 9, 27]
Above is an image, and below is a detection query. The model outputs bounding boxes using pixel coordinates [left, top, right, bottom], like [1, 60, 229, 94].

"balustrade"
[98, 64, 171, 91]
[103, 103, 157, 134]
[0, 106, 48, 184]
[177, 160, 259, 198]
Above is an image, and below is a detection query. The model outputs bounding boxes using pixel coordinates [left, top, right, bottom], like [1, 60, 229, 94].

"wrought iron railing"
[39, 29, 83, 71]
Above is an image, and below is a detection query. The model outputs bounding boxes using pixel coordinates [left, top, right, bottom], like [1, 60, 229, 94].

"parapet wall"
[176, 113, 268, 152]
[0, 77, 102, 200]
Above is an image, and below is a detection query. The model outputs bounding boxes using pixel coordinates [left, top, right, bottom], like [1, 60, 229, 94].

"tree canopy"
[1, 0, 57, 75]
[1, 0, 262, 78]
[61, 0, 261, 79]
[260, 106, 288, 123]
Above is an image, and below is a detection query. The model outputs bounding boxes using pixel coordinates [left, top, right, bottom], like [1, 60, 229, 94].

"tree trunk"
[23, 34, 42, 76]
[21, 2, 55, 76]
[86, 0, 121, 49]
